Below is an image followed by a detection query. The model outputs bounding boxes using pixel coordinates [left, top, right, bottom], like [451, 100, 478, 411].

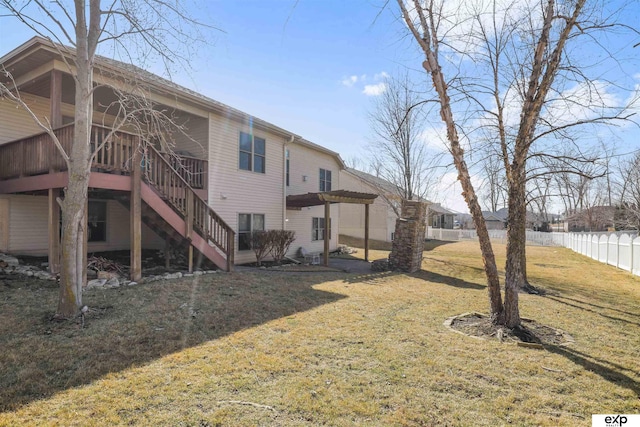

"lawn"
[1, 240, 639, 426]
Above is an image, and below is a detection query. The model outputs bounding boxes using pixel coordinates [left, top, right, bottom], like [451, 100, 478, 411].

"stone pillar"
[389, 200, 427, 273]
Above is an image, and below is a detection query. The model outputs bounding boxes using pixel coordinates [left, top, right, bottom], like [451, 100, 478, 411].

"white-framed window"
[239, 132, 266, 173]
[88, 200, 107, 242]
[319, 168, 332, 191]
[238, 213, 265, 251]
[312, 217, 331, 241]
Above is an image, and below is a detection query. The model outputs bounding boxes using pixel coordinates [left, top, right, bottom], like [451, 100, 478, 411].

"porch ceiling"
[286, 190, 378, 209]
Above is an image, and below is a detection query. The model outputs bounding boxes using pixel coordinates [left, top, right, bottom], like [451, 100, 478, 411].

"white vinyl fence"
[427, 227, 639, 278]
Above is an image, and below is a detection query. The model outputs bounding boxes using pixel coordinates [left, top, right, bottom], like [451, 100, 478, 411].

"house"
[0, 37, 377, 275]
[565, 206, 615, 232]
[340, 167, 455, 242]
[340, 168, 400, 242]
[428, 203, 455, 229]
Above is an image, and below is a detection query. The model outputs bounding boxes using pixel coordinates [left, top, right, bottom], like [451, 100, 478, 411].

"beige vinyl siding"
[339, 171, 397, 242]
[1, 195, 163, 256]
[207, 113, 286, 264]
[0, 94, 52, 144]
[286, 143, 340, 196]
[172, 116, 209, 158]
[5, 195, 48, 254]
[286, 204, 339, 256]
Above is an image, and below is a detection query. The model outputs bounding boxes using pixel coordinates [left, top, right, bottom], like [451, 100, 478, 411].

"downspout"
[283, 135, 295, 229]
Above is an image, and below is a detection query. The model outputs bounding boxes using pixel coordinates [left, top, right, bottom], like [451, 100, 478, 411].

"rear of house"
[0, 37, 346, 271]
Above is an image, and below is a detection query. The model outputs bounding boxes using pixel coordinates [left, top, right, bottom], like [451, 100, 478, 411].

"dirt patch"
[444, 312, 574, 348]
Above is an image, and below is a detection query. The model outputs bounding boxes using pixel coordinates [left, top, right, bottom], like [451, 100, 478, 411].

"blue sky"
[1, 0, 639, 213]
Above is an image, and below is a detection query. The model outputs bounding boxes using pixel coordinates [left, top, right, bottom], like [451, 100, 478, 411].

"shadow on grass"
[545, 295, 640, 327]
[411, 270, 486, 290]
[340, 268, 485, 291]
[547, 345, 640, 397]
[551, 294, 640, 318]
[0, 271, 347, 412]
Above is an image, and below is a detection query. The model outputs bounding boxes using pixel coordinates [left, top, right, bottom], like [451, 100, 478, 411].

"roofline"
[1, 36, 345, 168]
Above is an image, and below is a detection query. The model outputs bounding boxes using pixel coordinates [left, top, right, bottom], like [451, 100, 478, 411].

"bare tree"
[398, 0, 638, 327]
[614, 152, 640, 230]
[368, 72, 441, 203]
[0, 0, 217, 318]
[480, 153, 507, 212]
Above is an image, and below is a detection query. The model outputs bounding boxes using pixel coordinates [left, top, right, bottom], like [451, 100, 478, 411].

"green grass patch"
[1, 241, 639, 426]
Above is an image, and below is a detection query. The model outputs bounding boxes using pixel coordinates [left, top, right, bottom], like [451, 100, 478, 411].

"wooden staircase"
[0, 124, 235, 272]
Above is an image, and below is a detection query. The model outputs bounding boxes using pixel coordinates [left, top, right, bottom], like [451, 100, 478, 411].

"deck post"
[130, 148, 142, 281]
[365, 203, 370, 262]
[226, 231, 235, 272]
[50, 70, 63, 128]
[324, 201, 330, 267]
[48, 188, 61, 274]
[188, 245, 194, 273]
[49, 70, 62, 173]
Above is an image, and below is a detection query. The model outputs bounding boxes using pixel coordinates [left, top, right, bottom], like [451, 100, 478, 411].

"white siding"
[5, 195, 49, 255]
[206, 113, 343, 263]
[2, 195, 163, 256]
[207, 113, 287, 264]
[0, 94, 51, 144]
[172, 116, 208, 158]
[286, 143, 340, 196]
[286, 204, 340, 256]
[339, 171, 397, 242]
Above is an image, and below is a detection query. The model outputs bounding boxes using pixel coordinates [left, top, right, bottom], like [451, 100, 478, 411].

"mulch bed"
[444, 312, 574, 348]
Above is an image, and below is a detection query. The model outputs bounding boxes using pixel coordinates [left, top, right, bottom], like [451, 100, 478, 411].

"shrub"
[268, 230, 296, 265]
[247, 230, 271, 266]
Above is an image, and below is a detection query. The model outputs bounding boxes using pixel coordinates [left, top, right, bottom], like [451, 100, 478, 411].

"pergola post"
[324, 201, 330, 267]
[130, 148, 142, 281]
[364, 203, 370, 262]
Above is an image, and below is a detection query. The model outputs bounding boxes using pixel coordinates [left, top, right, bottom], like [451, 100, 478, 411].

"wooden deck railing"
[0, 124, 233, 269]
[0, 124, 208, 189]
[142, 144, 234, 269]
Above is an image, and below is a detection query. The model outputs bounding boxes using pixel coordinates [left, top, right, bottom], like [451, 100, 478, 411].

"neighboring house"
[340, 168, 400, 242]
[340, 167, 455, 241]
[0, 37, 376, 272]
[428, 203, 455, 229]
[565, 206, 615, 232]
[482, 212, 507, 230]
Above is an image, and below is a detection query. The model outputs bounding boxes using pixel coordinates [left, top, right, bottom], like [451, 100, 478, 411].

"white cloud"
[432, 171, 483, 214]
[341, 71, 388, 95]
[419, 126, 449, 152]
[374, 71, 389, 81]
[363, 82, 387, 96]
[341, 75, 359, 87]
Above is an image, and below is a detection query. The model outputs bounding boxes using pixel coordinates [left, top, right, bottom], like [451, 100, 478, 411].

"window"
[238, 213, 265, 251]
[88, 201, 107, 242]
[319, 168, 332, 191]
[285, 149, 290, 187]
[391, 232, 395, 241]
[312, 217, 331, 241]
[239, 132, 266, 173]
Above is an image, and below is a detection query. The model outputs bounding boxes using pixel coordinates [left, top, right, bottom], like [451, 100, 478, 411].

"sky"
[1, 0, 639, 214]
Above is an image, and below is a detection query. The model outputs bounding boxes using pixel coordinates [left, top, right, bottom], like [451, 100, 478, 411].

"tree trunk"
[56, 3, 95, 318]
[419, 58, 504, 324]
[504, 172, 524, 328]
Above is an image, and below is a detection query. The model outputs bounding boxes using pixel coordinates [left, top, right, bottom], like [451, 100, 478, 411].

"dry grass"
[1, 241, 639, 426]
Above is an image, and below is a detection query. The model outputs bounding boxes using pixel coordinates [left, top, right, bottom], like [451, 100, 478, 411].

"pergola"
[286, 190, 378, 266]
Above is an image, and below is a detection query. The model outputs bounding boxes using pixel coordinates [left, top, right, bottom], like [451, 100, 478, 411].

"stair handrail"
[141, 144, 235, 264]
